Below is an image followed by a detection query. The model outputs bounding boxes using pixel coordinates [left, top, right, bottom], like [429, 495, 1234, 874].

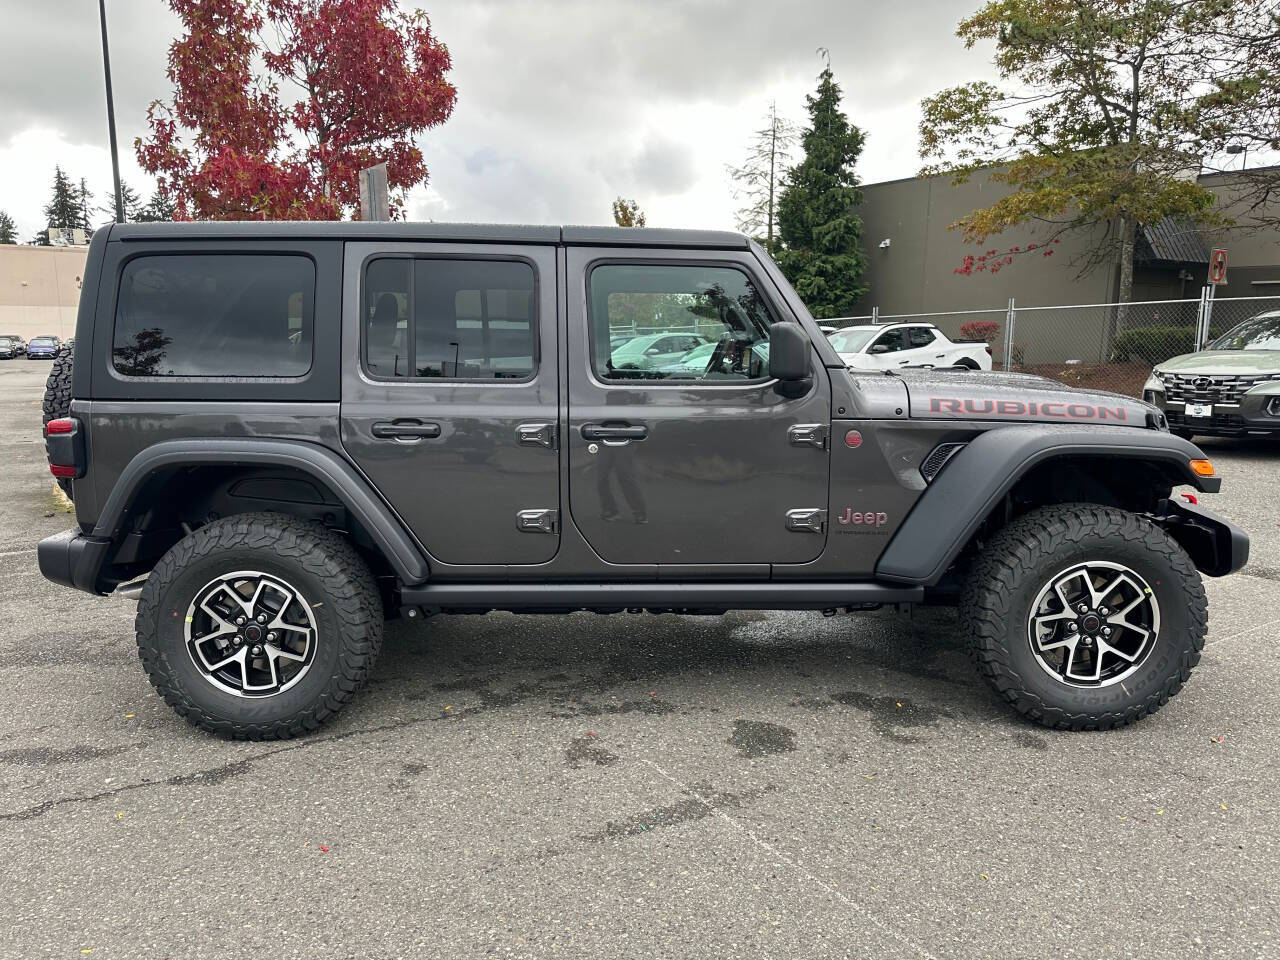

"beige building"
[0, 244, 90, 341]
[856, 166, 1280, 314]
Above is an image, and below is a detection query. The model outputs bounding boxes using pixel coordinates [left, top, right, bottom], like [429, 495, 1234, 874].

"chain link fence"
[825, 291, 1280, 397]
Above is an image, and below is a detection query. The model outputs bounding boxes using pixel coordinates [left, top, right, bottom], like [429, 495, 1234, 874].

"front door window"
[590, 264, 773, 381]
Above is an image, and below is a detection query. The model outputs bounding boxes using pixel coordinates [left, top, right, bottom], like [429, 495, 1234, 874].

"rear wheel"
[135, 512, 383, 740]
[42, 342, 75, 499]
[961, 503, 1206, 730]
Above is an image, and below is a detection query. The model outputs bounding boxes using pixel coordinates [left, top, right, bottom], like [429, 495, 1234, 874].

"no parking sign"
[1209, 248, 1228, 284]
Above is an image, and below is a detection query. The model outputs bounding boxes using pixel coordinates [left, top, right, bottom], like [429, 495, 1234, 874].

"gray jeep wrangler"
[39, 223, 1248, 740]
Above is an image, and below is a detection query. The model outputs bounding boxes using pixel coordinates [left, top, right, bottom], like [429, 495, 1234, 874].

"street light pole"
[98, 0, 125, 223]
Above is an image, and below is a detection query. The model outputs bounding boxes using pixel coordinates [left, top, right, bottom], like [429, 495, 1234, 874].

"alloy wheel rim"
[184, 570, 318, 698]
[1026, 560, 1160, 688]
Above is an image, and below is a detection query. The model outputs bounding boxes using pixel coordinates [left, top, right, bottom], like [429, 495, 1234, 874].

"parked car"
[0, 335, 25, 359]
[828, 322, 992, 370]
[657, 338, 770, 377]
[38, 221, 1245, 741]
[1143, 310, 1280, 439]
[608, 331, 710, 371]
[26, 336, 62, 359]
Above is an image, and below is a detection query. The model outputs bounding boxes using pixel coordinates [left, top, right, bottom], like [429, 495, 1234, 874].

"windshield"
[1207, 313, 1280, 351]
[30, 338, 57, 346]
[827, 329, 879, 353]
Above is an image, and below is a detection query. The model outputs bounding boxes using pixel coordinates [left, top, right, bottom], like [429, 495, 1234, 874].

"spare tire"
[42, 341, 75, 500]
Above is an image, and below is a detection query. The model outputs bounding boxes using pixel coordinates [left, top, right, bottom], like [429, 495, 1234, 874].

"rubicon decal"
[928, 398, 1128, 422]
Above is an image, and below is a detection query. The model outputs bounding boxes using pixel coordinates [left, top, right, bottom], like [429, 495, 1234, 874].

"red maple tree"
[136, 0, 456, 220]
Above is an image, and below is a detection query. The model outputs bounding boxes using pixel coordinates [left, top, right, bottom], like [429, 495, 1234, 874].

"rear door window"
[907, 327, 936, 348]
[363, 258, 537, 380]
[113, 254, 314, 377]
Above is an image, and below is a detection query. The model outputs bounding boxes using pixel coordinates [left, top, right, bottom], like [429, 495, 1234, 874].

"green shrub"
[1110, 326, 1218, 364]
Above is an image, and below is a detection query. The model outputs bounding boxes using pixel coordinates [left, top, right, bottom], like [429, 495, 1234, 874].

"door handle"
[371, 419, 441, 440]
[581, 422, 648, 442]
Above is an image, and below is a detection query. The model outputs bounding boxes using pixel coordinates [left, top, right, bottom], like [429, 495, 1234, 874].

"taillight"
[44, 417, 85, 480]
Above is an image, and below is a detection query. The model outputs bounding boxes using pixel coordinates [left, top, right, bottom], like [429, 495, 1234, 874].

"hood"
[1155, 350, 1280, 375]
[897, 368, 1157, 427]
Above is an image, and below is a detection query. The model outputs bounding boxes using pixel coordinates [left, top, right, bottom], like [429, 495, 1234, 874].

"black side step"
[398, 581, 923, 612]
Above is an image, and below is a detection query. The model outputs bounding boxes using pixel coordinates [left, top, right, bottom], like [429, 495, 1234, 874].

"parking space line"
[638, 756, 941, 960]
[1205, 616, 1280, 648]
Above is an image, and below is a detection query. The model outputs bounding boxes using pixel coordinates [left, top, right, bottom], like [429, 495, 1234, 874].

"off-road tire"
[136, 512, 383, 740]
[42, 342, 75, 499]
[961, 503, 1206, 730]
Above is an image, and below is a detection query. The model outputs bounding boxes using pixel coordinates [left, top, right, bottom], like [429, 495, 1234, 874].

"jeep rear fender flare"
[875, 425, 1219, 586]
[92, 438, 429, 584]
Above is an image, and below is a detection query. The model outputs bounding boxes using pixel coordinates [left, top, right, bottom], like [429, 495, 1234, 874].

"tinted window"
[114, 255, 313, 377]
[589, 263, 773, 382]
[364, 258, 536, 379]
[907, 327, 936, 348]
[872, 329, 907, 353]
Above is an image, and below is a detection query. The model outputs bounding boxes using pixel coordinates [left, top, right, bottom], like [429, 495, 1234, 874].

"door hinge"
[787, 423, 828, 450]
[516, 508, 559, 534]
[785, 508, 827, 533]
[517, 422, 557, 449]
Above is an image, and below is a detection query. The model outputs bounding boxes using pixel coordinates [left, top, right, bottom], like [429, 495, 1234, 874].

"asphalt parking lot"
[0, 360, 1277, 960]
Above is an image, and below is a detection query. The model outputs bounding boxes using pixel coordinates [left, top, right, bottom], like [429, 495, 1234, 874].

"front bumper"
[1152, 498, 1249, 577]
[27, 351, 56, 359]
[38, 529, 112, 594]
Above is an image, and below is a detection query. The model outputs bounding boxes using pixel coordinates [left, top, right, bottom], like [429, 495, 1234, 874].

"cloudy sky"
[0, 0, 999, 240]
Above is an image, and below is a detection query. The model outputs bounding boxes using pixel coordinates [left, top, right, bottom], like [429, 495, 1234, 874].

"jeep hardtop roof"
[104, 222, 750, 249]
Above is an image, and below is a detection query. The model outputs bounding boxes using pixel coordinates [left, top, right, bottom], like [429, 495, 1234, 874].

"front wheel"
[961, 503, 1206, 730]
[136, 513, 384, 740]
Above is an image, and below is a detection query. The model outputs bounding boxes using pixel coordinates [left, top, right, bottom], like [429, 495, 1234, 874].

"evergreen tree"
[43, 166, 80, 230]
[99, 181, 145, 224]
[0, 211, 16, 244]
[76, 177, 94, 231]
[135, 190, 177, 223]
[776, 61, 869, 317]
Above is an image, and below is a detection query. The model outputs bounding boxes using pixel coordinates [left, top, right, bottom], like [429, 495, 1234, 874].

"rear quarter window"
[113, 254, 314, 378]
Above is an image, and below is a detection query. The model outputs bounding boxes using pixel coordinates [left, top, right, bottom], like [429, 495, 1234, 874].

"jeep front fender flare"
[875, 425, 1220, 586]
[92, 438, 429, 585]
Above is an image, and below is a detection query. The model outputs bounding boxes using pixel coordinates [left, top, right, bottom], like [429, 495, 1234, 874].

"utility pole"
[98, 0, 125, 223]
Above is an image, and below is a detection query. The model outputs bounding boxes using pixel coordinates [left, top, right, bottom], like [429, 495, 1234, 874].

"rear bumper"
[1152, 498, 1249, 577]
[38, 529, 112, 594]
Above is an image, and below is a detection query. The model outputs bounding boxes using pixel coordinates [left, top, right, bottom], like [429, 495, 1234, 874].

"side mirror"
[768, 322, 810, 384]
[869, 343, 889, 354]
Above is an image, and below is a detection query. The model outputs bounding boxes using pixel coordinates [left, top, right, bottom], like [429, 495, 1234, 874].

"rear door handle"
[581, 422, 648, 442]
[372, 419, 441, 440]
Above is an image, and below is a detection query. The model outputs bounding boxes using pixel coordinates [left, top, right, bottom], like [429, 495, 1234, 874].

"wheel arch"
[93, 439, 429, 587]
[876, 425, 1221, 587]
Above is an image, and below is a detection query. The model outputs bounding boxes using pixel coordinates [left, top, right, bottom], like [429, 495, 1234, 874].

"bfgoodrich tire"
[136, 512, 383, 740]
[42, 342, 75, 499]
[961, 503, 1206, 730]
